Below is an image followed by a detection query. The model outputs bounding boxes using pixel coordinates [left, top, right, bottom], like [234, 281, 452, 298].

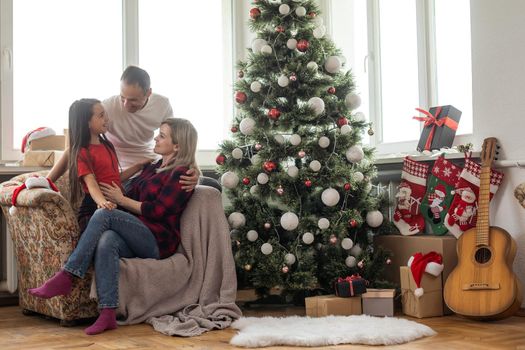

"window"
[0, 0, 233, 162]
[329, 0, 472, 154]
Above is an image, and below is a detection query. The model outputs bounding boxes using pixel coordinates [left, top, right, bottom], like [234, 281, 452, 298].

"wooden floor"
[1, 306, 525, 350]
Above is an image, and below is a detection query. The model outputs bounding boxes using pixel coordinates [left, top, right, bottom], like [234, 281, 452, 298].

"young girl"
[67, 99, 147, 230]
[29, 118, 197, 335]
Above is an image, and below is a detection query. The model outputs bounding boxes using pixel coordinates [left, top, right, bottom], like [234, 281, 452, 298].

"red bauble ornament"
[262, 161, 277, 173]
[304, 179, 312, 187]
[327, 86, 336, 94]
[215, 154, 226, 165]
[242, 177, 251, 185]
[250, 8, 261, 19]
[231, 126, 238, 133]
[268, 108, 281, 120]
[386, 258, 392, 265]
[264, 222, 271, 230]
[289, 74, 297, 82]
[282, 266, 289, 273]
[329, 234, 338, 244]
[254, 143, 262, 151]
[349, 219, 357, 228]
[344, 183, 351, 191]
[307, 11, 317, 18]
[276, 186, 284, 196]
[275, 25, 285, 33]
[337, 116, 348, 127]
[298, 150, 306, 158]
[296, 39, 310, 52]
[358, 260, 364, 269]
[235, 91, 247, 104]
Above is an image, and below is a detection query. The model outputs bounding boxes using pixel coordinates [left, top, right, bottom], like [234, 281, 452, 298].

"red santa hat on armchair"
[9, 175, 59, 215]
[407, 251, 444, 298]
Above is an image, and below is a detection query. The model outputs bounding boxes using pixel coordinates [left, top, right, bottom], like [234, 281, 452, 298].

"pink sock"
[85, 308, 118, 335]
[28, 270, 72, 299]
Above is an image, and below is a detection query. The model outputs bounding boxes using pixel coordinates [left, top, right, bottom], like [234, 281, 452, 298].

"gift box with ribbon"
[414, 105, 462, 151]
[334, 274, 367, 297]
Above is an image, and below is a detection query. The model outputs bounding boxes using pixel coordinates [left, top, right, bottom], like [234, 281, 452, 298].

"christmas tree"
[217, 0, 391, 297]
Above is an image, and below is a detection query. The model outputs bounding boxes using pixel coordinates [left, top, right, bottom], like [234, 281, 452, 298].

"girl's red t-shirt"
[77, 143, 121, 193]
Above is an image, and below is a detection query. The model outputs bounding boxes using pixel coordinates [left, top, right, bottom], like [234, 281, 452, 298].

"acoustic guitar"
[444, 137, 522, 320]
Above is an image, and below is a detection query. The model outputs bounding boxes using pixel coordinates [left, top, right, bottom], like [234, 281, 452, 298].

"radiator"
[0, 219, 17, 294]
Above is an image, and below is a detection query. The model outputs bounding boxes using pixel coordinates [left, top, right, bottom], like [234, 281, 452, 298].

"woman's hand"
[100, 182, 125, 206]
[180, 168, 199, 192]
[97, 200, 117, 210]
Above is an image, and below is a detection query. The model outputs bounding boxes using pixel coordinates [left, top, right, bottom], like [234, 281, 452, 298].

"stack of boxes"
[22, 133, 66, 167]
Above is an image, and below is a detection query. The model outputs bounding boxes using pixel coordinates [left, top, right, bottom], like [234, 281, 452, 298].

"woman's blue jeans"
[63, 208, 159, 308]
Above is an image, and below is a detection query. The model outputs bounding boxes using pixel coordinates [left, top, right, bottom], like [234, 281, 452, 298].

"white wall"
[471, 0, 525, 304]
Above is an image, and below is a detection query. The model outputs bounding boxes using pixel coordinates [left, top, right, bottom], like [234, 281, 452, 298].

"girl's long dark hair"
[67, 99, 118, 206]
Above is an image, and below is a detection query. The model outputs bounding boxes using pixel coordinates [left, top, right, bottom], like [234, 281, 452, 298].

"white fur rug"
[230, 315, 436, 347]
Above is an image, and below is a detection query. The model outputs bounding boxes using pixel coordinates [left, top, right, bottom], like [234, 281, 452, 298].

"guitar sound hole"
[475, 247, 492, 264]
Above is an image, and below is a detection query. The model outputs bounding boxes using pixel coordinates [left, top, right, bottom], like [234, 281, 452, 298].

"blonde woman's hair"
[157, 118, 199, 174]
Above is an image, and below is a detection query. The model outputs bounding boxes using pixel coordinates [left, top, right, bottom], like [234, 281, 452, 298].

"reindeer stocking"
[393, 157, 429, 235]
[444, 158, 504, 238]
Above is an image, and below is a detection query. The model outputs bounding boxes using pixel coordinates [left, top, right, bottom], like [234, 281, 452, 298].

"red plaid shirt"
[127, 162, 193, 258]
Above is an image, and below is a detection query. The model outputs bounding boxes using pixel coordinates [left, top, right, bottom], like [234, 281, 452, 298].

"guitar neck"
[476, 165, 491, 246]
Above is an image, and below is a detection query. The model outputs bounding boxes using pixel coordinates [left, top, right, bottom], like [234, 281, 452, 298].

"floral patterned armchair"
[0, 171, 98, 325]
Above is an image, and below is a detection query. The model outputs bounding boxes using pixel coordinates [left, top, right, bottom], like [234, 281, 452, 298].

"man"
[48, 66, 216, 191]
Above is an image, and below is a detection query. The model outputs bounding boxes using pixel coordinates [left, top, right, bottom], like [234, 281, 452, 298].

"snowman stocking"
[421, 155, 462, 235]
[393, 157, 429, 235]
[444, 158, 504, 238]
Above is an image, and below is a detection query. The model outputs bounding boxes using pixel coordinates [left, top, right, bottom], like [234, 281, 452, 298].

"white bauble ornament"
[295, 6, 306, 17]
[366, 210, 384, 228]
[250, 81, 262, 93]
[249, 185, 259, 195]
[313, 26, 326, 39]
[251, 154, 261, 165]
[350, 244, 363, 257]
[308, 97, 325, 116]
[277, 75, 289, 87]
[280, 212, 299, 231]
[287, 166, 299, 178]
[318, 136, 330, 148]
[318, 218, 330, 230]
[321, 188, 340, 207]
[247, 230, 259, 242]
[345, 93, 362, 110]
[307, 62, 318, 72]
[228, 212, 246, 228]
[353, 111, 366, 122]
[284, 253, 296, 265]
[345, 255, 357, 268]
[240, 117, 256, 136]
[251, 38, 267, 54]
[257, 173, 269, 185]
[274, 134, 285, 144]
[353, 171, 364, 182]
[313, 16, 323, 26]
[261, 45, 273, 55]
[340, 124, 352, 135]
[346, 145, 364, 163]
[261, 243, 273, 255]
[289, 134, 302, 146]
[279, 4, 290, 14]
[324, 56, 341, 73]
[302, 232, 314, 244]
[309, 160, 321, 172]
[341, 238, 354, 250]
[286, 38, 297, 50]
[221, 171, 239, 189]
[232, 148, 243, 159]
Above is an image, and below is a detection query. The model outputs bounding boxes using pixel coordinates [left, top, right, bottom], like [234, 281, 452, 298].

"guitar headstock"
[481, 137, 499, 167]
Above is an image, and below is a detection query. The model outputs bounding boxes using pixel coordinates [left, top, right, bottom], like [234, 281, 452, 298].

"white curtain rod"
[493, 160, 525, 168]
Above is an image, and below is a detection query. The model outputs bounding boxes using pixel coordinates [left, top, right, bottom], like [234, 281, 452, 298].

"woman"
[29, 118, 198, 335]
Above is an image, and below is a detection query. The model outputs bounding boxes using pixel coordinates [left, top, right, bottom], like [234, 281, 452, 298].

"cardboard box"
[400, 266, 443, 318]
[305, 295, 362, 317]
[416, 105, 462, 151]
[22, 150, 64, 167]
[374, 234, 457, 314]
[29, 135, 66, 151]
[361, 289, 395, 317]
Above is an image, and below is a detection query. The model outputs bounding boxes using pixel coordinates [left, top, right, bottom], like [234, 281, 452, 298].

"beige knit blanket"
[91, 186, 242, 336]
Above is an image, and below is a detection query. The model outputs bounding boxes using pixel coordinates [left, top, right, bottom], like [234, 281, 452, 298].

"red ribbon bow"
[413, 107, 458, 151]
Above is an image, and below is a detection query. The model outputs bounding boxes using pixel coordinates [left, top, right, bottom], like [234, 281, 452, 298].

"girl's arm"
[120, 159, 151, 182]
[83, 174, 117, 210]
[100, 181, 141, 214]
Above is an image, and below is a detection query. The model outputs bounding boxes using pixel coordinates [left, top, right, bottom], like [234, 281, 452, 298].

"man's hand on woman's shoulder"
[180, 168, 199, 192]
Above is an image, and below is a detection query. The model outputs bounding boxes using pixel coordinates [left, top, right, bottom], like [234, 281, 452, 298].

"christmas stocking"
[444, 158, 504, 238]
[421, 155, 462, 235]
[393, 157, 429, 235]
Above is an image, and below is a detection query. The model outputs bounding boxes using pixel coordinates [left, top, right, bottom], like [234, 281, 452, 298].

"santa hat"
[21, 127, 56, 153]
[407, 251, 444, 298]
[434, 183, 446, 198]
[450, 187, 474, 196]
[9, 176, 60, 215]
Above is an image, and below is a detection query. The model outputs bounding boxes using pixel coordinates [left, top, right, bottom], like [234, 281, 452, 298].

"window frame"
[0, 0, 234, 168]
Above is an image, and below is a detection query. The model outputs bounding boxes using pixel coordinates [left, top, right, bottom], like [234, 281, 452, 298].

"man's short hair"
[121, 66, 151, 94]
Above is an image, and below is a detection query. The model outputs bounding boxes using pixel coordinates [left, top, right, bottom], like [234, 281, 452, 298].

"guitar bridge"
[462, 283, 500, 291]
